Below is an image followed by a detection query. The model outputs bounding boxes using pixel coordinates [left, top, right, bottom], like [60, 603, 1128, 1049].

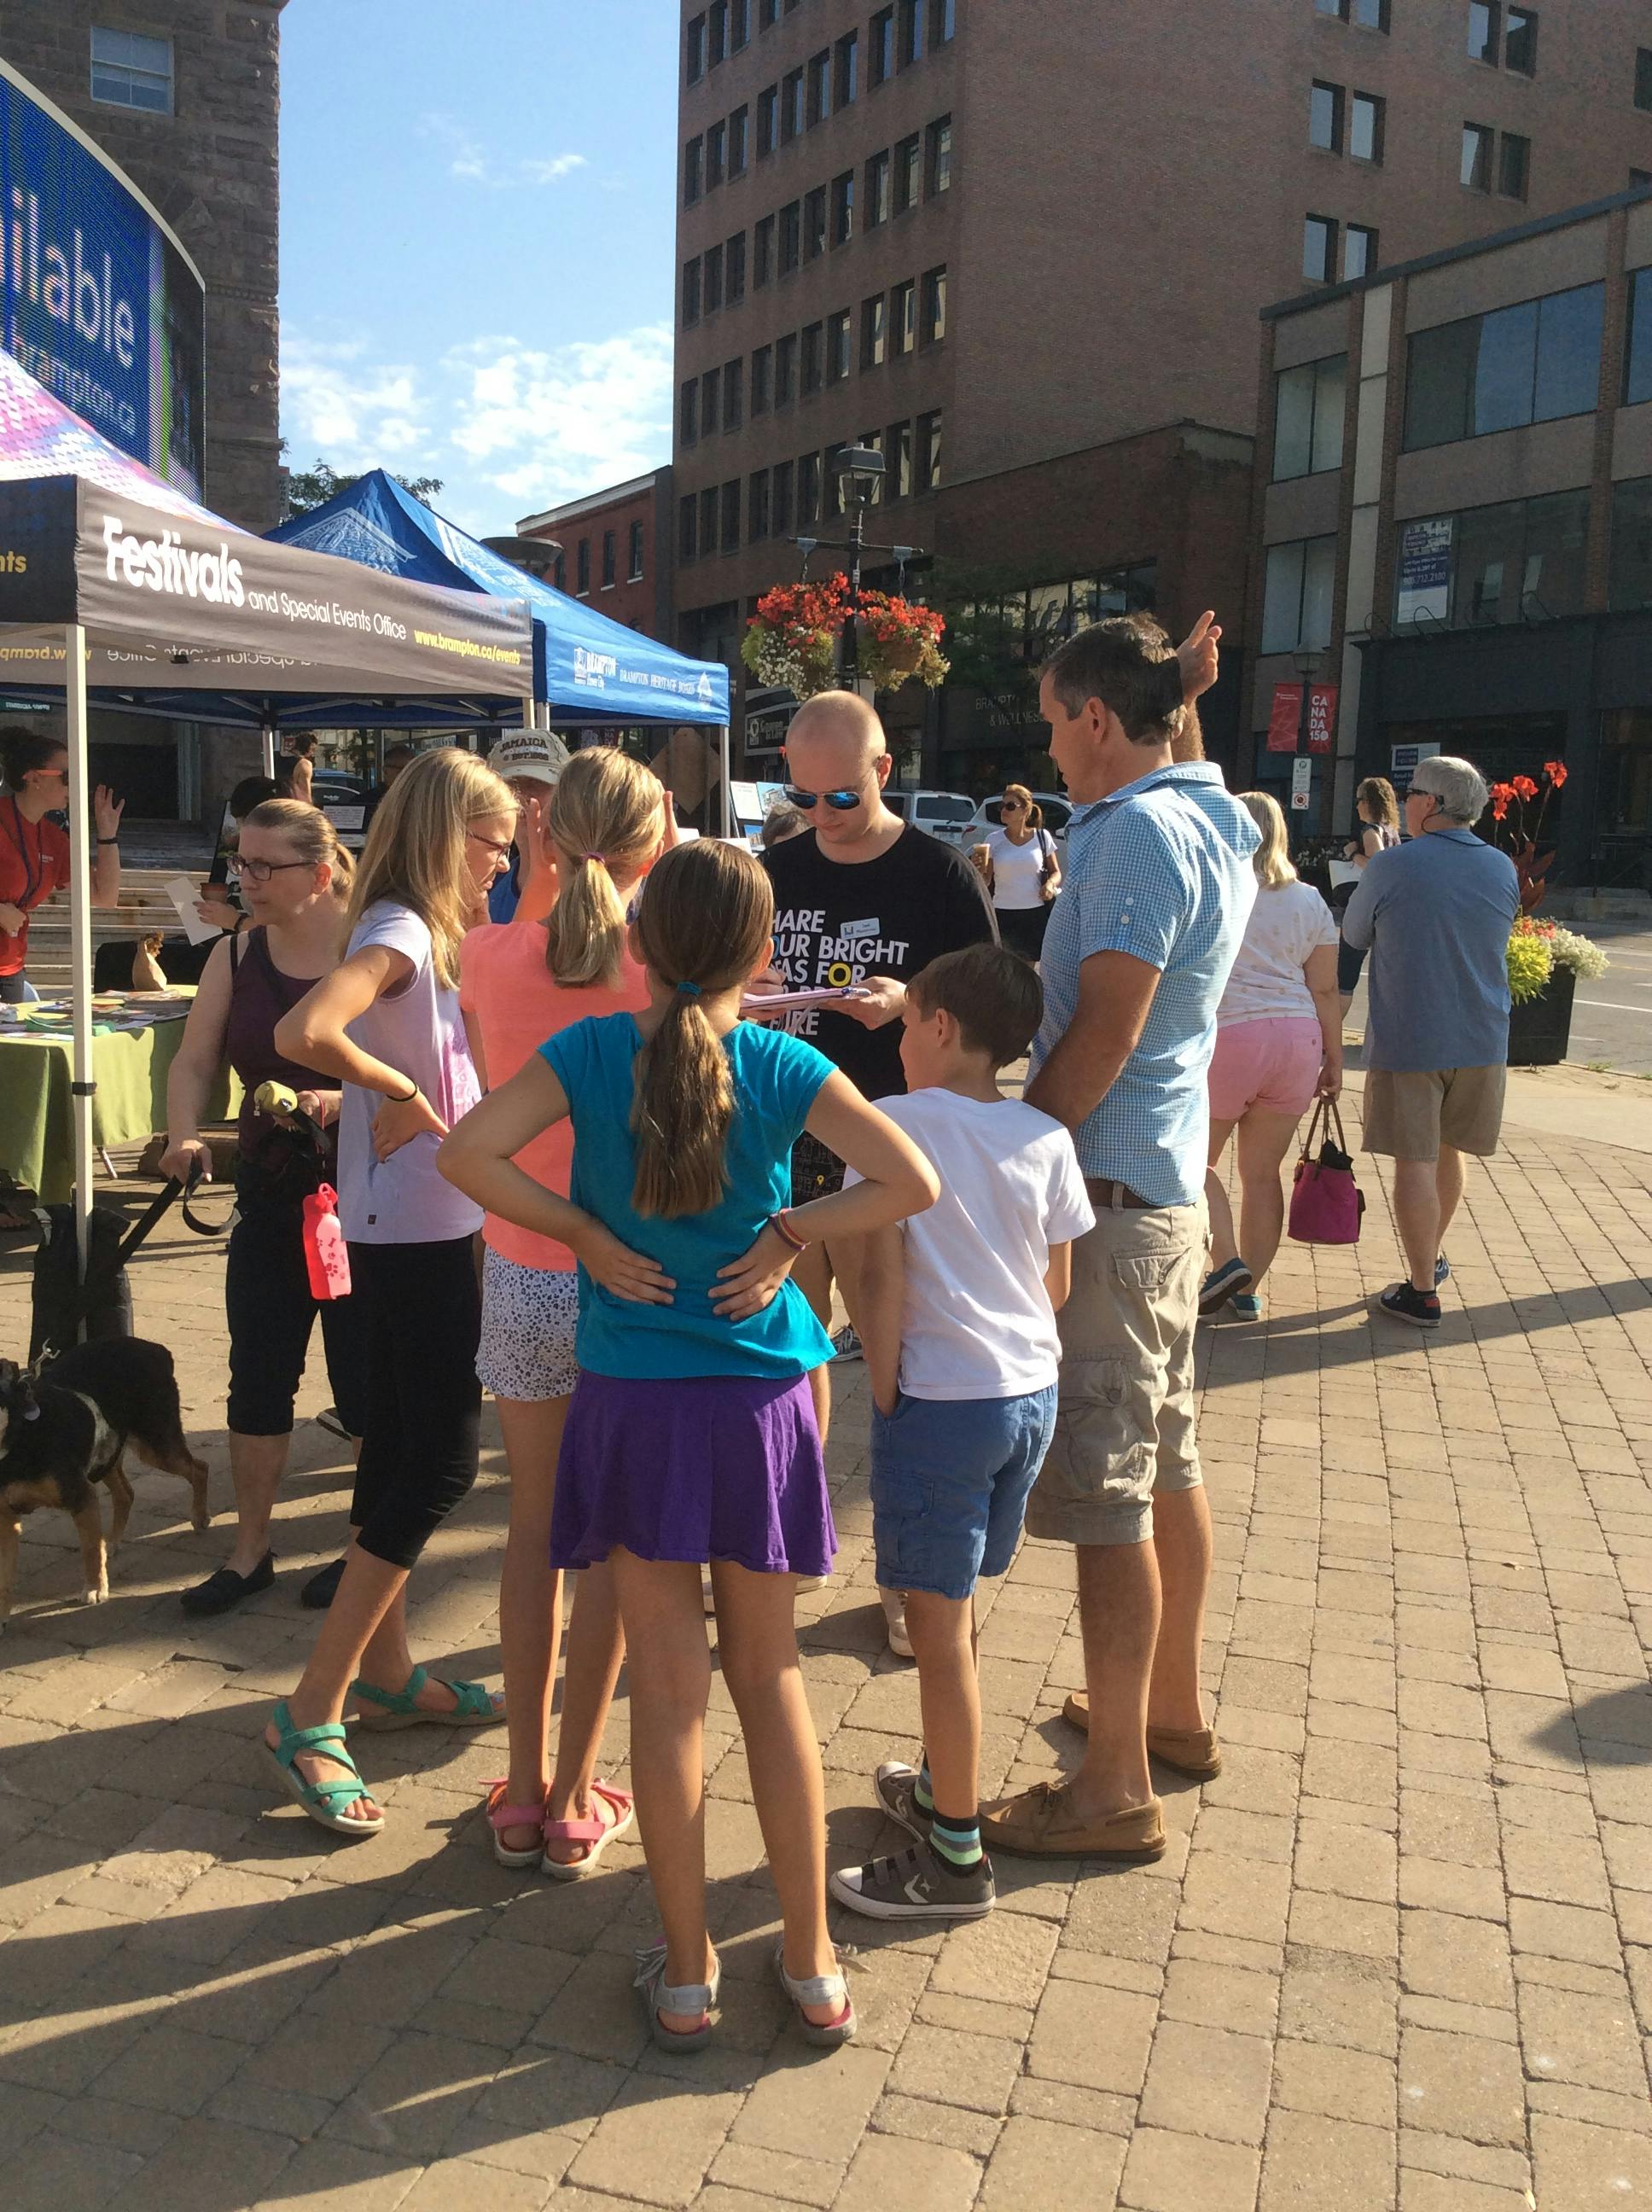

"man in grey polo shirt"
[1341, 754, 1519, 1329]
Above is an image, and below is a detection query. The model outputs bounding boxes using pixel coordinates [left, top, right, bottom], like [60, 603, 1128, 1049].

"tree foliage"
[279, 445, 445, 519]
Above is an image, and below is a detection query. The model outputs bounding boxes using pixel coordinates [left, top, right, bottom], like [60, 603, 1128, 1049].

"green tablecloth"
[0, 1013, 239, 1205]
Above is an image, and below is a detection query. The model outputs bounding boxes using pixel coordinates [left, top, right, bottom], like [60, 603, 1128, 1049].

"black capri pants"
[1337, 935, 1368, 997]
[996, 904, 1051, 961]
[348, 1236, 482, 1572]
[226, 1181, 369, 1438]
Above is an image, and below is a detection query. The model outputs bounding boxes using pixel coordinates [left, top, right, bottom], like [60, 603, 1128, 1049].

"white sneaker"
[880, 1586, 913, 1660]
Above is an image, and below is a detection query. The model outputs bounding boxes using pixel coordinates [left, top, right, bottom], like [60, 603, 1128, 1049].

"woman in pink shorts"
[1201, 792, 1341, 1319]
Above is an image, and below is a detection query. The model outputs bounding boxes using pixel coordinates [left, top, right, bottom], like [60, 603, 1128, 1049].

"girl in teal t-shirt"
[439, 839, 937, 2056]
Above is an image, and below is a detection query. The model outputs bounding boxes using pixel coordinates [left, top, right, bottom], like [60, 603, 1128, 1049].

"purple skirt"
[550, 1371, 835, 1578]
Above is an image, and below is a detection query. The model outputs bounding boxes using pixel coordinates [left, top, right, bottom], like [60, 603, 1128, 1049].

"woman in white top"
[1201, 791, 1341, 1320]
[985, 784, 1062, 960]
[1337, 776, 1400, 1012]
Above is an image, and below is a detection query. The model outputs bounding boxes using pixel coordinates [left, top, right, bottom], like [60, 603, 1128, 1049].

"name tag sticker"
[843, 917, 879, 940]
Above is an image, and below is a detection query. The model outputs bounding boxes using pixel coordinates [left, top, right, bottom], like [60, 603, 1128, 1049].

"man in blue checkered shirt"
[980, 614, 1259, 1864]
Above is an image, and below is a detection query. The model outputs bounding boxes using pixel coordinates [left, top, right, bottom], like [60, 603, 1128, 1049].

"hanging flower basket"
[741, 575, 854, 700]
[855, 589, 950, 691]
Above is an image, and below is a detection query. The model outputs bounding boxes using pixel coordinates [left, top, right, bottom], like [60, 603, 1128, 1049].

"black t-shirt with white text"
[760, 824, 998, 1099]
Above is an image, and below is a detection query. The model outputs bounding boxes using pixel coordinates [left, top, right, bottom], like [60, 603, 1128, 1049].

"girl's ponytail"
[542, 748, 666, 989]
[629, 841, 776, 1220]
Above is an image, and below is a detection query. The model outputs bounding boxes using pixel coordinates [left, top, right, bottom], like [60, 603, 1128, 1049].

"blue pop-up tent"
[269, 470, 730, 731]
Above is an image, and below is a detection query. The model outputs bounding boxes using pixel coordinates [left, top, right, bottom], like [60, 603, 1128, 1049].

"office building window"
[857, 428, 885, 502]
[1499, 131, 1529, 200]
[602, 531, 616, 588]
[724, 358, 743, 430]
[709, 0, 728, 66]
[1260, 536, 1336, 655]
[1399, 491, 1588, 626]
[732, 0, 750, 48]
[1625, 268, 1652, 405]
[687, 13, 707, 83]
[680, 494, 698, 564]
[895, 132, 922, 212]
[1316, 0, 1348, 15]
[922, 265, 947, 344]
[1635, 170, 1652, 188]
[700, 486, 718, 554]
[863, 293, 887, 367]
[1354, 0, 1389, 24]
[759, 0, 778, 26]
[932, 0, 956, 43]
[892, 278, 917, 353]
[780, 199, 801, 274]
[836, 31, 859, 106]
[752, 344, 773, 414]
[629, 521, 645, 579]
[1304, 214, 1338, 283]
[808, 47, 830, 124]
[802, 321, 824, 393]
[1468, 2, 1498, 62]
[1273, 354, 1347, 480]
[773, 458, 794, 537]
[701, 364, 721, 429]
[866, 149, 892, 227]
[832, 170, 855, 244]
[916, 408, 943, 490]
[899, 0, 924, 66]
[776, 330, 798, 404]
[806, 185, 828, 259]
[1505, 8, 1537, 73]
[705, 242, 724, 312]
[1344, 224, 1377, 278]
[748, 471, 771, 543]
[828, 308, 852, 381]
[681, 379, 699, 445]
[728, 231, 747, 301]
[1309, 82, 1343, 154]
[707, 119, 727, 189]
[1405, 282, 1603, 448]
[683, 257, 702, 326]
[576, 538, 591, 594]
[1639, 49, 1652, 112]
[721, 480, 741, 554]
[1350, 91, 1383, 162]
[871, 8, 895, 84]
[782, 66, 804, 139]
[754, 213, 775, 286]
[758, 84, 778, 154]
[799, 451, 823, 525]
[928, 114, 953, 194]
[825, 441, 848, 515]
[684, 137, 704, 205]
[1462, 122, 1494, 191]
[888, 420, 914, 498]
[1608, 476, 1652, 607]
[730, 105, 749, 174]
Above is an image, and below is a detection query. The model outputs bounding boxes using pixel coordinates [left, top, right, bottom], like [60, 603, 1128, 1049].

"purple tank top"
[226, 927, 338, 1167]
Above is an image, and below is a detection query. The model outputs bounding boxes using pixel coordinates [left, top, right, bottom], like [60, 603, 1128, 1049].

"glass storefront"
[1597, 707, 1652, 886]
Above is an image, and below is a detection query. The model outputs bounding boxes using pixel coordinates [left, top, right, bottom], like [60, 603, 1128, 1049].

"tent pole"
[260, 724, 276, 779]
[718, 724, 731, 840]
[66, 622, 94, 1289]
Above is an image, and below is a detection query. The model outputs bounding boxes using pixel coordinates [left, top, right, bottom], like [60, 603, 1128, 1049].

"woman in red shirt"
[0, 727, 125, 1002]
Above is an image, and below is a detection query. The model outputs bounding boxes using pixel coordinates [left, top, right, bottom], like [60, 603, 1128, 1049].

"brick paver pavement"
[2, 1102, 1649, 2212]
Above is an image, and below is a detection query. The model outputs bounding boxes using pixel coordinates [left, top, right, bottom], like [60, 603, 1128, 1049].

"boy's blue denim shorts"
[871, 1384, 1060, 1602]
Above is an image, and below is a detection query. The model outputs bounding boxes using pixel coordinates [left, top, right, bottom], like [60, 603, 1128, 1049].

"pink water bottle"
[303, 1184, 352, 1301]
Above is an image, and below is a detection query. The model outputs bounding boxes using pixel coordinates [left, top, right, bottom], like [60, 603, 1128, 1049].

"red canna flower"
[1489, 783, 1513, 821]
[1510, 775, 1539, 801]
[1544, 760, 1568, 789]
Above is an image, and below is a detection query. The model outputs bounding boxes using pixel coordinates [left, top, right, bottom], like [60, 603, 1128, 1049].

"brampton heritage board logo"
[573, 644, 618, 688]
[102, 513, 245, 607]
[696, 671, 715, 704]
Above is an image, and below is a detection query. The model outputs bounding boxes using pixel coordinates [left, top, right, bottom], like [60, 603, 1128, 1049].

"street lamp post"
[1291, 645, 1321, 836]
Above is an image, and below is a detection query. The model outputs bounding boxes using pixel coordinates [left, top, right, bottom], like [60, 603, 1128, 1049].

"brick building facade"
[672, 0, 1652, 789]
[518, 469, 675, 642]
[0, 0, 284, 530]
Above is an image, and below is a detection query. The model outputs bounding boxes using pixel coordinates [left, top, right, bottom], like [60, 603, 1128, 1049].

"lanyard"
[2, 795, 44, 909]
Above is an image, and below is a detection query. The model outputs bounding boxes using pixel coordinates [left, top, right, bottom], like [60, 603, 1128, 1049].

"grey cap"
[490, 730, 571, 788]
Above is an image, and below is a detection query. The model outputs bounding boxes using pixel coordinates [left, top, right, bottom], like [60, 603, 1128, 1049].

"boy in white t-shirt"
[829, 946, 1094, 1922]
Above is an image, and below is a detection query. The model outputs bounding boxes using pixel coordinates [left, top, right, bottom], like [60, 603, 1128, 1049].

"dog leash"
[117, 1163, 236, 1261]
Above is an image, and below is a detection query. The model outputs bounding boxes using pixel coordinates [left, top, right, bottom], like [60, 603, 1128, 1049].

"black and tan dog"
[0, 1338, 209, 1626]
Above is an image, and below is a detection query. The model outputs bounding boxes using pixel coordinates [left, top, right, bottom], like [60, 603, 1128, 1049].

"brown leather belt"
[1085, 1176, 1155, 1210]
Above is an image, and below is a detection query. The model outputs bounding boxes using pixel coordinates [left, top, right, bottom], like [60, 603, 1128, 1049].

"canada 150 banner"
[0, 58, 205, 500]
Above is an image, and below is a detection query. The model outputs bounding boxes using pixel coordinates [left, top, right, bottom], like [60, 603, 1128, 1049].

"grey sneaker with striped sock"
[829, 1838, 995, 1920]
[873, 1761, 933, 1843]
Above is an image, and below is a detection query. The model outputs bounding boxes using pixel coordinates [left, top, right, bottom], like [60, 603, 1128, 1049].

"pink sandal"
[541, 1779, 634, 1882]
[485, 1780, 549, 1869]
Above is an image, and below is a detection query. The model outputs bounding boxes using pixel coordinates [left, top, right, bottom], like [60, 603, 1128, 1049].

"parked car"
[885, 789, 977, 842]
[965, 791, 1073, 864]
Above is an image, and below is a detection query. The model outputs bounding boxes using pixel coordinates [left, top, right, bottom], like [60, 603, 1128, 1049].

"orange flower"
[1543, 760, 1568, 789]
[1489, 783, 1513, 821]
[1510, 775, 1539, 801]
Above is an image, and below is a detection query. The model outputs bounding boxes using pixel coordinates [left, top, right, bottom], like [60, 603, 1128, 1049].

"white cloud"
[281, 328, 428, 463]
[520, 154, 588, 184]
[422, 114, 587, 189]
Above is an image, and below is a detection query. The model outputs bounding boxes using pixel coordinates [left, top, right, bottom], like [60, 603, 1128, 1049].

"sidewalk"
[0, 1093, 1649, 2212]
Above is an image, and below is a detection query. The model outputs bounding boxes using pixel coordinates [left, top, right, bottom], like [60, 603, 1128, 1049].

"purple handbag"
[1288, 1097, 1364, 1246]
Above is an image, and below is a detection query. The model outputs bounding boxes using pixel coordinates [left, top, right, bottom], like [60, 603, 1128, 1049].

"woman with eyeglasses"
[161, 800, 368, 1615]
[0, 726, 124, 1005]
[258, 749, 516, 1838]
[985, 785, 1062, 961]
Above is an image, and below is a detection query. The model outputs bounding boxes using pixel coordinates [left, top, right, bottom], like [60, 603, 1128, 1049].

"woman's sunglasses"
[783, 785, 863, 812]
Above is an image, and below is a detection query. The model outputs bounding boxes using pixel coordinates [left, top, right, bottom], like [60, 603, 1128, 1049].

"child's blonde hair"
[541, 748, 665, 989]
[346, 748, 514, 987]
[1236, 789, 1297, 888]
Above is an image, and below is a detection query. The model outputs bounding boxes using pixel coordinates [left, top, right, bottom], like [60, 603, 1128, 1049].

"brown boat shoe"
[1060, 1691, 1224, 1780]
[979, 1778, 1166, 1861]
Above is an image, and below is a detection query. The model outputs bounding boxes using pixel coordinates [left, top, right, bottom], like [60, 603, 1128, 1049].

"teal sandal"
[348, 1663, 503, 1732]
[264, 1700, 383, 1838]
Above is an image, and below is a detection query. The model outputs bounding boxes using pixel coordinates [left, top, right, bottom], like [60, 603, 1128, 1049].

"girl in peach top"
[459, 748, 669, 1873]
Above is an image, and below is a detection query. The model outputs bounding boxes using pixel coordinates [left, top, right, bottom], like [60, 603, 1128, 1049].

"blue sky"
[279, 0, 682, 533]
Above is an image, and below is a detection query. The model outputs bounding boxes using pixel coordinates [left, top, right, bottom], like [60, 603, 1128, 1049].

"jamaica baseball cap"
[490, 731, 570, 787]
